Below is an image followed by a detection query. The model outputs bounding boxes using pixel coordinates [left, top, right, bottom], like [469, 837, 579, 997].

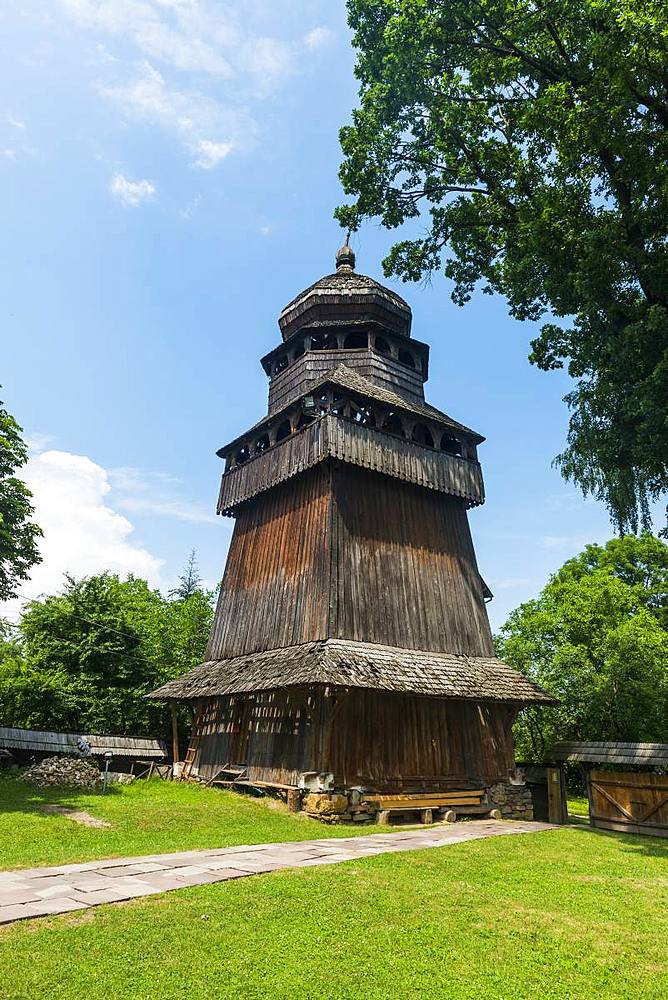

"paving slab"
[0, 820, 554, 925]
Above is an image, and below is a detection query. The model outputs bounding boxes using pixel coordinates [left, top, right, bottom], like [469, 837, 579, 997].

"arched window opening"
[292, 340, 305, 361]
[275, 420, 292, 443]
[412, 423, 434, 447]
[440, 433, 463, 456]
[374, 336, 391, 356]
[273, 355, 289, 376]
[310, 332, 337, 351]
[297, 411, 315, 430]
[343, 331, 368, 350]
[398, 348, 416, 369]
[351, 402, 376, 427]
[330, 395, 348, 417]
[235, 445, 251, 465]
[254, 433, 270, 455]
[382, 411, 405, 437]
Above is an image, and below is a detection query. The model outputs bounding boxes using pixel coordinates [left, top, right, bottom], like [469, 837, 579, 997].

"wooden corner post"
[170, 703, 180, 765]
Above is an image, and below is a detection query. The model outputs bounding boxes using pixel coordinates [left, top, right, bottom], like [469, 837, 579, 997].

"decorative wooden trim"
[217, 414, 485, 514]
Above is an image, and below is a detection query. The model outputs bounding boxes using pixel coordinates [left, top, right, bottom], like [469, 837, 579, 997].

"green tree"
[169, 549, 202, 600]
[336, 0, 668, 532]
[0, 573, 215, 738]
[0, 394, 42, 599]
[496, 535, 668, 759]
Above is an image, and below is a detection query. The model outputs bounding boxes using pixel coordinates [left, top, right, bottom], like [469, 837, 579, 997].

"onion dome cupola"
[262, 244, 429, 413]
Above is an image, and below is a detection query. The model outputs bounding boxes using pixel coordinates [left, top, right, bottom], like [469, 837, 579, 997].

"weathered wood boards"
[217, 414, 485, 514]
[186, 687, 518, 790]
[587, 769, 668, 838]
[209, 463, 492, 661]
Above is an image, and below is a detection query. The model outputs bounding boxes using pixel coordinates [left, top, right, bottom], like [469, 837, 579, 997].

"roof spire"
[335, 232, 355, 272]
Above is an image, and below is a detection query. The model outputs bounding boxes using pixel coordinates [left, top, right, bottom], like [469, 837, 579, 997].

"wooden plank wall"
[217, 416, 484, 513]
[268, 351, 424, 413]
[587, 769, 668, 838]
[331, 465, 495, 656]
[207, 465, 331, 660]
[325, 690, 516, 788]
[192, 688, 516, 789]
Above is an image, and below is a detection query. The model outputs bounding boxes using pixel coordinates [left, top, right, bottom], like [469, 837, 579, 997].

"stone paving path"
[0, 819, 553, 925]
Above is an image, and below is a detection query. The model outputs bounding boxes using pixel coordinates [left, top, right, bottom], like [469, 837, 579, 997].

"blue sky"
[1, 1, 634, 630]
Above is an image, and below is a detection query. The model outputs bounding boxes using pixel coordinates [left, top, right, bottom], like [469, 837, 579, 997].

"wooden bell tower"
[152, 245, 553, 802]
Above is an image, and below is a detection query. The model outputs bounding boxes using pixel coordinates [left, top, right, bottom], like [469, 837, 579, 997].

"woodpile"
[22, 756, 100, 790]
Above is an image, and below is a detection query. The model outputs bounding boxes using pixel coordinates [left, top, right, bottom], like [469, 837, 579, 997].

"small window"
[235, 445, 251, 465]
[382, 411, 405, 437]
[292, 340, 305, 360]
[254, 434, 270, 455]
[351, 402, 376, 427]
[343, 331, 368, 350]
[297, 411, 315, 429]
[330, 395, 347, 417]
[310, 333, 337, 351]
[374, 336, 391, 356]
[275, 420, 292, 443]
[440, 433, 462, 456]
[412, 423, 434, 447]
[398, 348, 416, 369]
[273, 355, 289, 376]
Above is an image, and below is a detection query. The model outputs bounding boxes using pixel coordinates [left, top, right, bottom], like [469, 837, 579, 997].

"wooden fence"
[587, 769, 668, 838]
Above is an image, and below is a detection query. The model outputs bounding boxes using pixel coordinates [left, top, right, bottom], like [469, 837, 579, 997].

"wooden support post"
[442, 809, 456, 824]
[547, 765, 567, 824]
[170, 703, 180, 767]
[377, 810, 390, 825]
[420, 808, 433, 825]
[287, 788, 302, 813]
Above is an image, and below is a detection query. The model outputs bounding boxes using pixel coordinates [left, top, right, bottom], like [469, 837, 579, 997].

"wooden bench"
[362, 790, 499, 825]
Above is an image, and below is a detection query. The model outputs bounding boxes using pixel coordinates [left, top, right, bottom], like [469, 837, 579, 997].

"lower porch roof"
[148, 640, 556, 705]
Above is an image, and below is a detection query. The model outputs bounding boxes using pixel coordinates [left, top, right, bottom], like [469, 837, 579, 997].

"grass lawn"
[0, 776, 388, 869]
[1, 778, 665, 999]
[0, 823, 665, 1000]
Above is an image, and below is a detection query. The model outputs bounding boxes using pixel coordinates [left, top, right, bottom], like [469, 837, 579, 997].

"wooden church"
[151, 244, 554, 818]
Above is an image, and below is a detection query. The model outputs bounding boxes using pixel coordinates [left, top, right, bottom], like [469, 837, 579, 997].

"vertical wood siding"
[207, 466, 332, 659]
[331, 465, 495, 656]
[192, 689, 516, 788]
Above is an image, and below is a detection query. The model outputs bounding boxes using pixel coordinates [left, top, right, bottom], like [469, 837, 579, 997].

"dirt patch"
[39, 805, 111, 829]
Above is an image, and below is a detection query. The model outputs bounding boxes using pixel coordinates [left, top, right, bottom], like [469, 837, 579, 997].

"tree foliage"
[0, 572, 215, 739]
[0, 395, 42, 600]
[496, 535, 668, 760]
[337, 0, 668, 532]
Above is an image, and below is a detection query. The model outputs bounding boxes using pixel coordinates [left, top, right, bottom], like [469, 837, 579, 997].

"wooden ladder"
[180, 716, 204, 781]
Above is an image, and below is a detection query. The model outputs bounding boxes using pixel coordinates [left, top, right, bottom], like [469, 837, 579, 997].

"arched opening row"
[228, 392, 471, 468]
[269, 330, 424, 377]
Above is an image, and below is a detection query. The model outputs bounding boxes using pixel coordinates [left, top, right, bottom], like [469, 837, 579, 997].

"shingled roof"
[218, 363, 483, 457]
[148, 639, 556, 705]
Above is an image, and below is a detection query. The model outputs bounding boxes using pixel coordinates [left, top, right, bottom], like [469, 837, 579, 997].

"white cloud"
[1, 149, 17, 161]
[100, 62, 255, 167]
[54, 2, 333, 166]
[110, 171, 156, 206]
[179, 192, 201, 219]
[8, 112, 26, 129]
[59, 0, 234, 76]
[192, 138, 232, 169]
[303, 26, 333, 50]
[4, 450, 165, 613]
[109, 465, 217, 524]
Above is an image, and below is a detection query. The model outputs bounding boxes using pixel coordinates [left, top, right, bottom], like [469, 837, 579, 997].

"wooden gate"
[587, 769, 668, 838]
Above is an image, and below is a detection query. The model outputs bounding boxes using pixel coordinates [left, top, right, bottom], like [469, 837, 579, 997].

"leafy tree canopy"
[496, 534, 668, 760]
[0, 572, 215, 740]
[0, 395, 42, 599]
[336, 0, 668, 532]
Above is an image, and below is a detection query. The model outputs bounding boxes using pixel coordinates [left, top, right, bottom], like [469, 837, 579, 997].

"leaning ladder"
[180, 714, 204, 781]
